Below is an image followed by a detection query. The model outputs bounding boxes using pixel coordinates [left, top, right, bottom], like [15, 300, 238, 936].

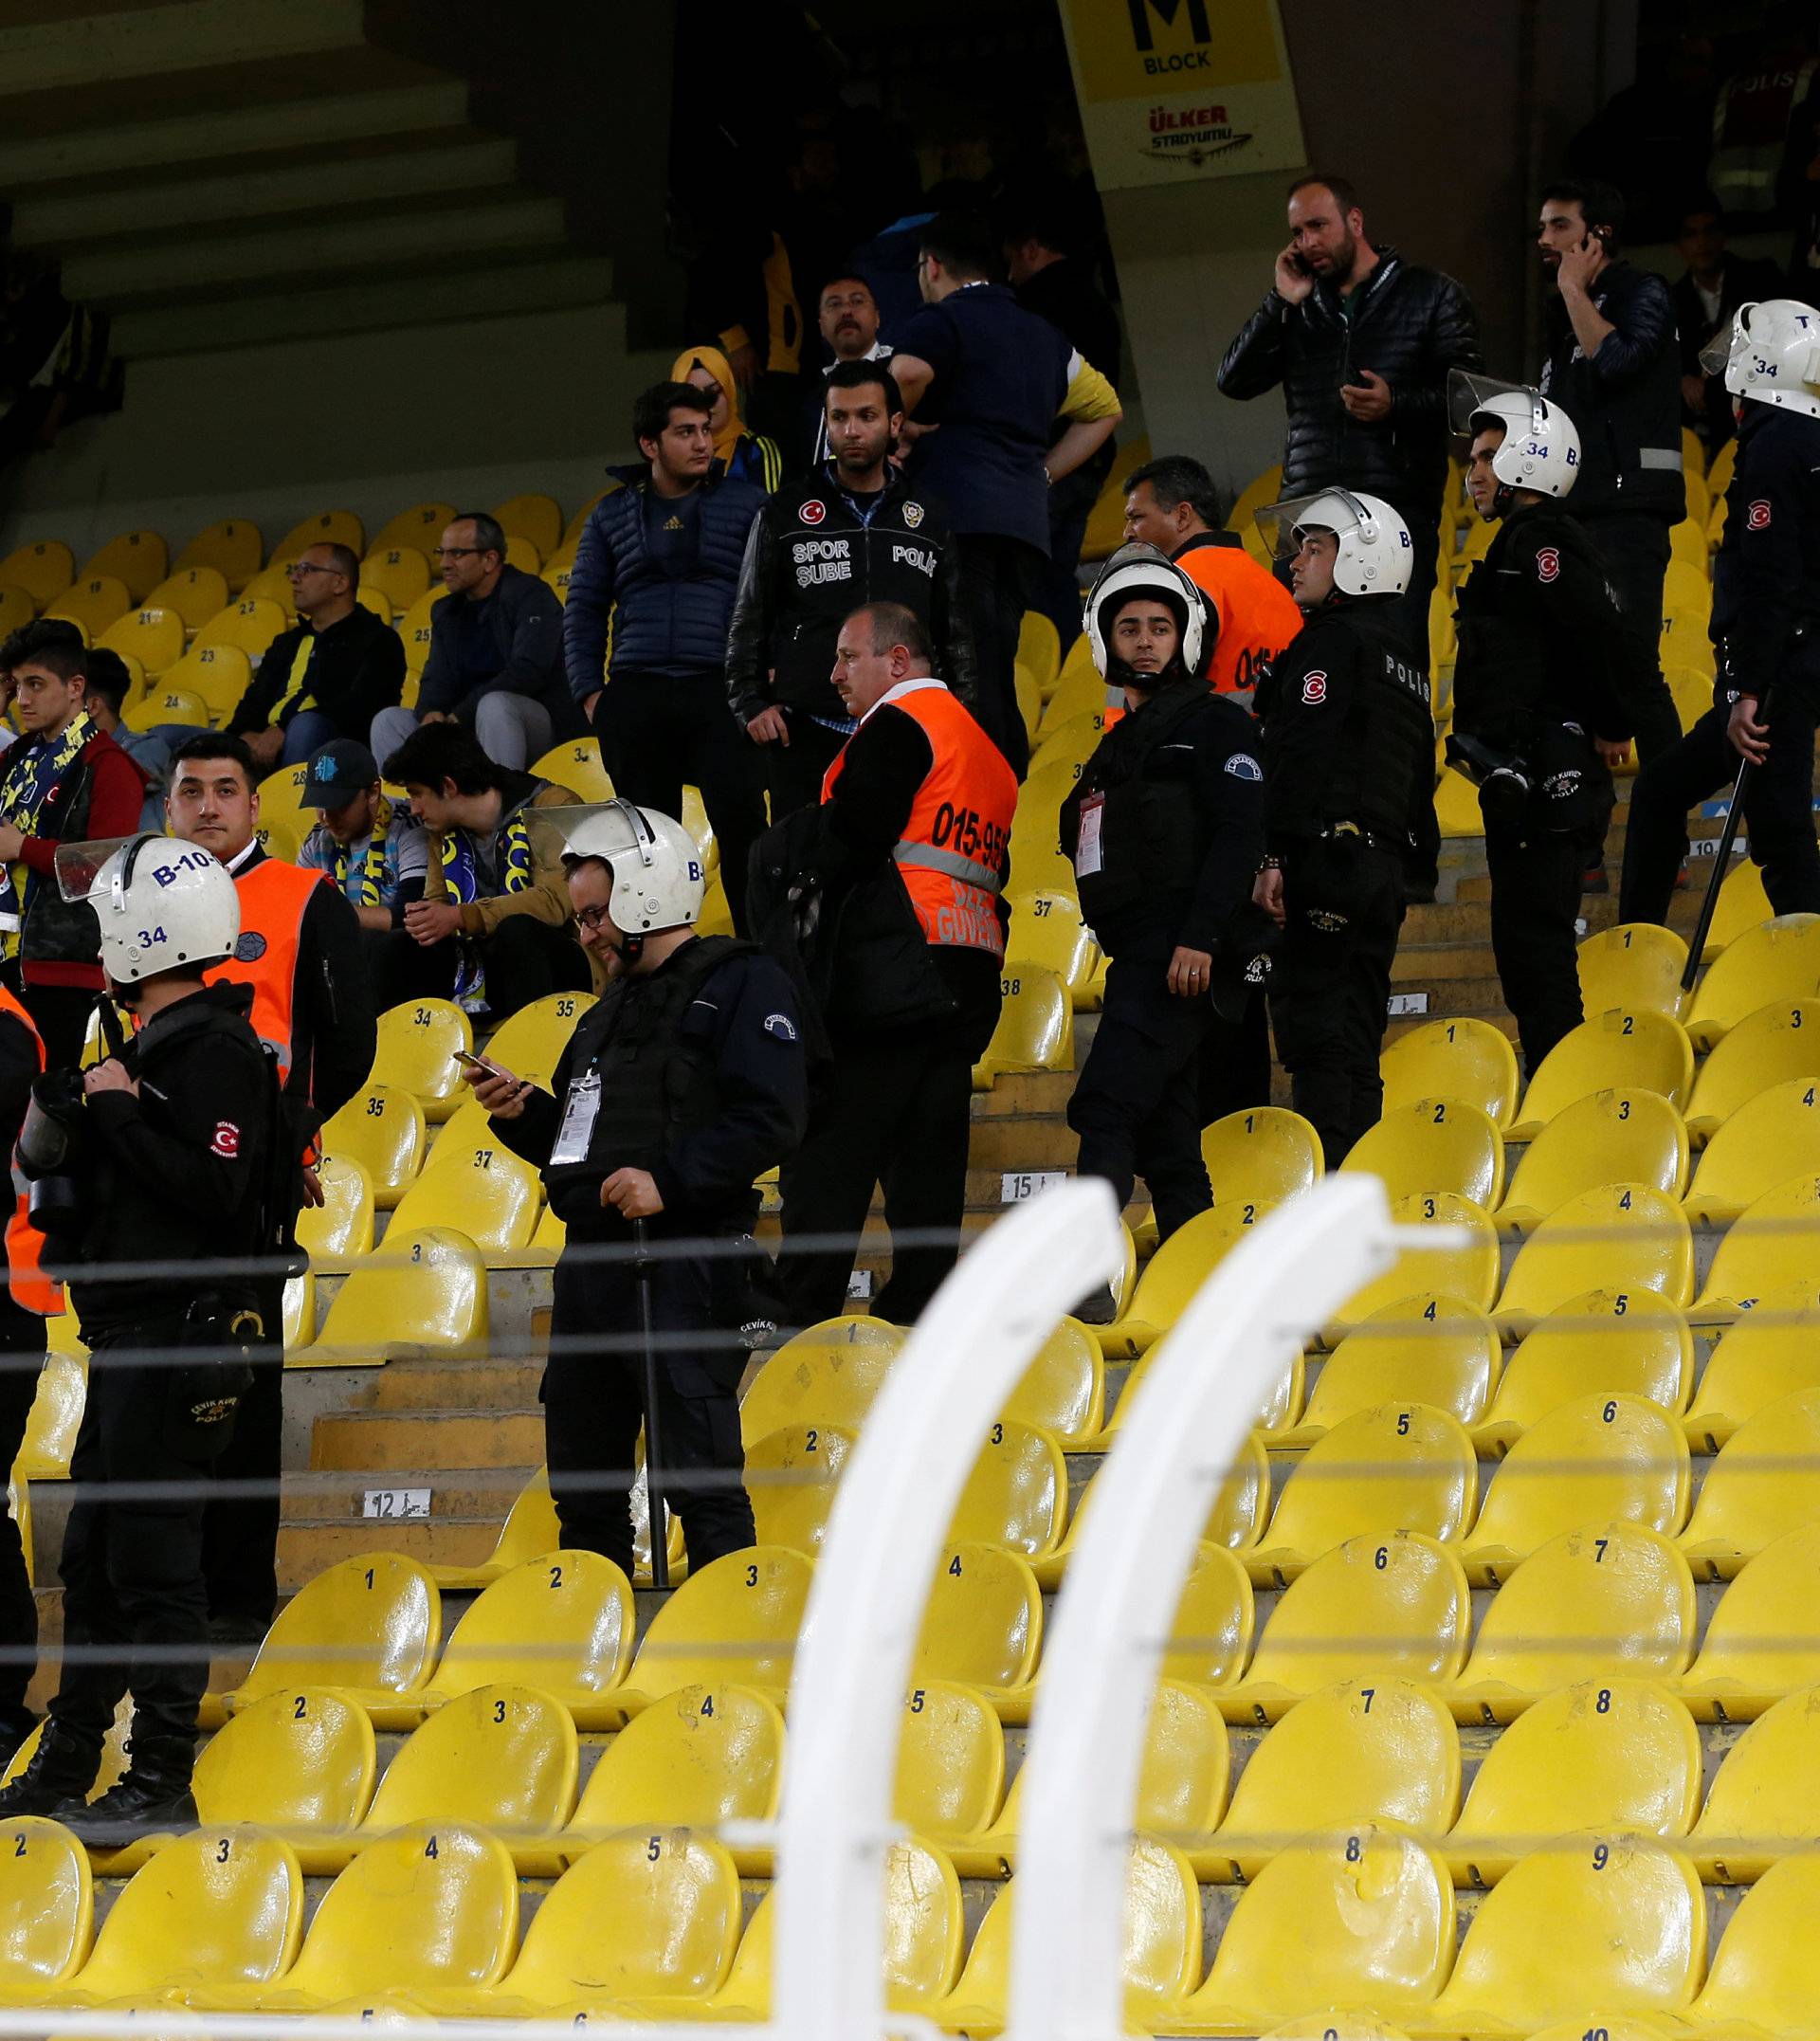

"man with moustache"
[806, 274, 893, 466]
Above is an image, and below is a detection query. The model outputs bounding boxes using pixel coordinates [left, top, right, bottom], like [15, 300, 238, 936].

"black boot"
[0, 1719, 100, 1816]
[54, 1735, 197, 1848]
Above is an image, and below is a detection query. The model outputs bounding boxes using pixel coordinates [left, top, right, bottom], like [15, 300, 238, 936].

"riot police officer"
[1450, 374, 1665, 1074]
[0, 836, 279, 1841]
[468, 800, 806, 1579]
[1253, 489, 1436, 1168]
[1621, 299, 1820, 926]
[1061, 545, 1268, 1244]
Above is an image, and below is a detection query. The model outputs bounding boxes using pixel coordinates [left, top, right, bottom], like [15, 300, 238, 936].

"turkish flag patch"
[210, 1121, 241, 1158]
[800, 500, 826, 525]
[1536, 546, 1561, 582]
[1747, 499, 1773, 530]
[1301, 671, 1328, 704]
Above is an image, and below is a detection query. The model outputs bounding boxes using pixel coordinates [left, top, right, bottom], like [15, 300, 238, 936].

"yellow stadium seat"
[371, 997, 472, 1119]
[1098, 1198, 1280, 1358]
[273, 510, 365, 564]
[1202, 1103, 1324, 1194]
[427, 1467, 558, 1593]
[616, 1544, 811, 1716]
[1494, 1183, 1693, 1333]
[1684, 1282, 1820, 1451]
[354, 584, 391, 623]
[1039, 637, 1113, 730]
[367, 501, 454, 557]
[0, 584, 32, 638]
[974, 963, 1074, 1088]
[143, 681, 208, 727]
[1703, 857, 1781, 962]
[482, 987, 586, 1088]
[389, 1135, 540, 1253]
[1038, 1436, 1271, 1589]
[1680, 1522, 1820, 1720]
[1380, 1017, 1520, 1130]
[1691, 1170, 1820, 1321]
[1166, 1827, 1454, 2035]
[1661, 605, 1714, 675]
[528, 736, 612, 804]
[0, 1816, 90, 1998]
[1686, 999, 1820, 1142]
[1017, 610, 1062, 693]
[1665, 660, 1715, 732]
[360, 545, 429, 617]
[557, 1682, 784, 1877]
[53, 1825, 301, 2007]
[44, 573, 128, 643]
[1209, 1677, 1460, 1885]
[899, 1680, 1008, 1870]
[1461, 1393, 1690, 1585]
[1154, 1541, 1257, 1693]
[241, 564, 299, 612]
[1577, 922, 1688, 1020]
[1508, 1010, 1693, 1141]
[1003, 1315, 1104, 1444]
[1687, 1680, 1820, 1881]
[319, 1081, 426, 1211]
[1221, 1532, 1471, 1724]
[1476, 1287, 1693, 1451]
[1708, 436, 1738, 496]
[937, 1836, 1201, 2039]
[1006, 890, 1101, 1007]
[0, 539, 73, 609]
[1496, 1088, 1688, 1232]
[1248, 1403, 1478, 1586]
[146, 563, 229, 637]
[1448, 1523, 1697, 1723]
[541, 556, 574, 605]
[295, 1154, 373, 1260]
[396, 585, 446, 677]
[913, 1542, 1044, 1720]
[746, 1419, 853, 1553]
[1227, 462, 1285, 555]
[1427, 1833, 1705, 2034]
[1327, 1193, 1502, 1339]
[1686, 916, 1820, 1051]
[159, 642, 251, 722]
[737, 1314, 903, 1448]
[306, 1226, 486, 1370]
[1341, 1097, 1504, 1206]
[1274, 1296, 1500, 1449]
[218, 1551, 441, 1722]
[1685, 1075, 1820, 1225]
[1435, 763, 1489, 838]
[1028, 705, 1112, 774]
[80, 529, 167, 605]
[183, 1687, 376, 1873]
[174, 518, 263, 594]
[492, 492, 562, 560]
[17, 1346, 83, 1478]
[1687, 1849, 1820, 2032]
[946, 1417, 1068, 1558]
[1678, 1388, 1820, 1578]
[192, 592, 286, 664]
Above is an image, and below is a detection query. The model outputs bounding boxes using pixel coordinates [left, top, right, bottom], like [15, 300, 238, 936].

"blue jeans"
[280, 709, 339, 766]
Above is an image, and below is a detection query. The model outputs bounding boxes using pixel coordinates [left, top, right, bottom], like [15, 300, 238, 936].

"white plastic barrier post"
[1005, 1175, 1403, 2041]
[773, 1178, 1125, 2041]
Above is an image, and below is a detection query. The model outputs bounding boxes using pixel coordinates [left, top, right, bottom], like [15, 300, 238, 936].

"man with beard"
[727, 360, 977, 821]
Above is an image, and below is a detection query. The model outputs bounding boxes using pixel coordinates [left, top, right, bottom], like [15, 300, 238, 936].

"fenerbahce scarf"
[331, 796, 393, 908]
[436, 811, 534, 1011]
[0, 711, 93, 958]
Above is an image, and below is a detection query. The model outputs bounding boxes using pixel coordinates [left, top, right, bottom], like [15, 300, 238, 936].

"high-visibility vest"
[0, 986, 62, 1317]
[205, 856, 326, 1079]
[823, 678, 1017, 958]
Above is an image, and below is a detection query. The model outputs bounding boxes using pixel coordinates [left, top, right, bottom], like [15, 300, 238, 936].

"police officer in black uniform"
[1622, 298, 1820, 927]
[0, 835, 279, 1842]
[1449, 374, 1665, 1075]
[1061, 544, 1268, 1244]
[1253, 488, 1437, 1168]
[468, 799, 807, 1578]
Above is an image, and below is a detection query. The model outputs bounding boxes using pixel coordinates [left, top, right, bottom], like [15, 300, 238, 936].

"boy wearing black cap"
[298, 738, 430, 936]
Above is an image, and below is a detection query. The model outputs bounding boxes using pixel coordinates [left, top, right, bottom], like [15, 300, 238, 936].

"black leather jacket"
[1217, 248, 1483, 519]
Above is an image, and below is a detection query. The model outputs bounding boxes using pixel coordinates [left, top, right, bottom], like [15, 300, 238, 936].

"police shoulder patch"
[1747, 499, 1773, 530]
[233, 932, 267, 962]
[763, 1011, 799, 1042]
[1535, 545, 1561, 582]
[1225, 752, 1263, 781]
[1301, 671, 1328, 705]
[800, 500, 826, 526]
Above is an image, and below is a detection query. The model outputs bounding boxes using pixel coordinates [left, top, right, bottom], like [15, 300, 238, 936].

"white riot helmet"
[1448, 368, 1580, 501]
[1258, 487, 1414, 598]
[1701, 298, 1820, 418]
[57, 834, 240, 986]
[561, 798, 705, 937]
[1083, 541, 1210, 680]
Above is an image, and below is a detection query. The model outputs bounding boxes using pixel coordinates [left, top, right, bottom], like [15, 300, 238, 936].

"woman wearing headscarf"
[670, 343, 786, 493]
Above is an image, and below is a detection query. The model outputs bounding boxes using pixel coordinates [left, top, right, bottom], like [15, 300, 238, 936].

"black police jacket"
[1454, 501, 1658, 749]
[1711, 401, 1820, 709]
[1058, 680, 1265, 963]
[725, 466, 979, 725]
[1216, 247, 1483, 517]
[496, 936, 808, 1241]
[1538, 261, 1686, 523]
[1257, 602, 1437, 883]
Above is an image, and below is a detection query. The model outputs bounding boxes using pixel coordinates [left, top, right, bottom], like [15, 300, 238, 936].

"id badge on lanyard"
[549, 1069, 601, 1166]
[1074, 791, 1106, 879]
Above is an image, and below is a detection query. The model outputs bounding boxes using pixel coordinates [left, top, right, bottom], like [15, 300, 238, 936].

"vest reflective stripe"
[824, 680, 1017, 958]
[205, 857, 326, 1075]
[0, 986, 61, 1317]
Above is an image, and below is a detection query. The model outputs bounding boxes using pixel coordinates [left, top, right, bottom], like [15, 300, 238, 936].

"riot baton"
[632, 1217, 670, 1589]
[1680, 691, 1766, 996]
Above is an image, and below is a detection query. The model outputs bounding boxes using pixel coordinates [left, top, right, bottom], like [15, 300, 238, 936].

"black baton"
[1681, 686, 1769, 995]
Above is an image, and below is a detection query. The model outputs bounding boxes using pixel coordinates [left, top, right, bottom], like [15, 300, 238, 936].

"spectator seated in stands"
[671, 341, 784, 493]
[371, 511, 572, 775]
[298, 737, 430, 943]
[222, 541, 404, 771]
[379, 718, 591, 1021]
[78, 646, 168, 832]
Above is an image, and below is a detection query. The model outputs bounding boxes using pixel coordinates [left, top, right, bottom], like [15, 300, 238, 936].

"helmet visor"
[54, 835, 152, 906]
[527, 799, 636, 868]
[1447, 367, 1547, 439]
[1256, 489, 1366, 563]
[1700, 305, 1753, 379]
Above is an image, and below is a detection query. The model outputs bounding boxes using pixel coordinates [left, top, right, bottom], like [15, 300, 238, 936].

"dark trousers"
[201, 1283, 282, 1631]
[1486, 822, 1592, 1079]
[12, 982, 96, 1075]
[1037, 445, 1116, 649]
[953, 534, 1040, 777]
[0, 1296, 42, 1723]
[1268, 842, 1405, 1170]
[374, 912, 592, 1020]
[52, 1321, 213, 1756]
[543, 1242, 753, 1580]
[1068, 956, 1217, 1244]
[776, 1023, 981, 1327]
[1579, 511, 1683, 764]
[595, 670, 767, 932]
[1199, 990, 1272, 1129]
[755, 709, 848, 827]
[1620, 695, 1820, 927]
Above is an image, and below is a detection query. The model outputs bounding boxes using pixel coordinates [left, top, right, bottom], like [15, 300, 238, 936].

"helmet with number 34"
[1701, 298, 1820, 419]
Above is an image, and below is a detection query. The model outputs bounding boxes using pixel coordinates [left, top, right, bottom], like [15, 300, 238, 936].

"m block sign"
[1059, 0, 1306, 191]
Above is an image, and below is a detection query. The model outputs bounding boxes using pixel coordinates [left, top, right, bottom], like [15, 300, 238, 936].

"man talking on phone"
[1536, 177, 1684, 878]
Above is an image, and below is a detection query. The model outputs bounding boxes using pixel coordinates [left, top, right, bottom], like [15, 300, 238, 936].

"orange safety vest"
[822, 679, 1017, 958]
[1175, 537, 1303, 699]
[205, 855, 327, 1078]
[0, 986, 62, 1317]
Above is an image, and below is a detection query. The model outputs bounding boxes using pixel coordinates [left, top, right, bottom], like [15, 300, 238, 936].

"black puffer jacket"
[1216, 248, 1483, 518]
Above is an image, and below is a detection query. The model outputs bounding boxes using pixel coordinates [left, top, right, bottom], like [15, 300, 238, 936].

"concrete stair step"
[368, 1356, 544, 1412]
[310, 1408, 544, 1474]
[278, 1514, 501, 1587]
